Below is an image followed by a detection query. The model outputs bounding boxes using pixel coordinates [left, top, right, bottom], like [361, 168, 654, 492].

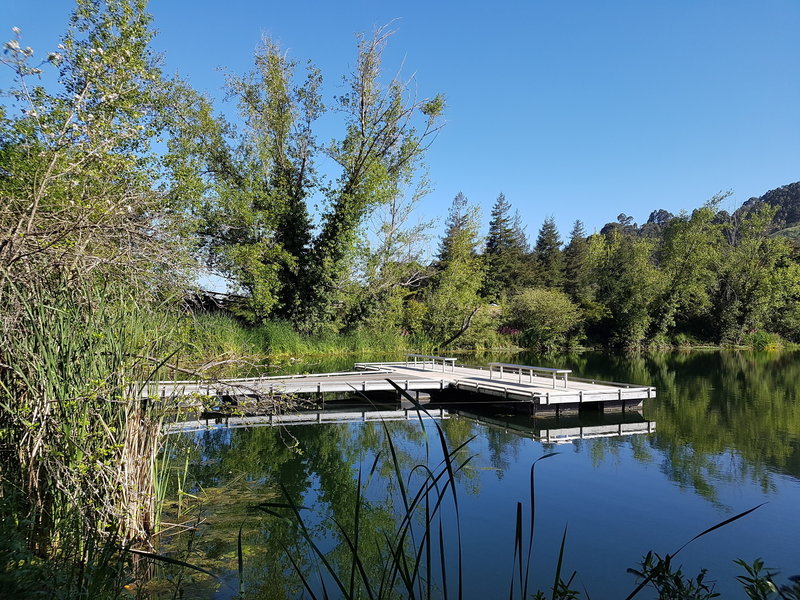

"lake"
[153, 350, 800, 599]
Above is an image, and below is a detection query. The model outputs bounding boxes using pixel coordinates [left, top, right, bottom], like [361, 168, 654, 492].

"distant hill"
[595, 181, 800, 241]
[735, 181, 800, 233]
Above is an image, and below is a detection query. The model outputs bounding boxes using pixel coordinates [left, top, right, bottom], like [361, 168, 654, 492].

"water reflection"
[151, 350, 800, 598]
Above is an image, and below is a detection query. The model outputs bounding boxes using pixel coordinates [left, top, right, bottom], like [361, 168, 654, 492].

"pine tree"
[424, 193, 484, 342]
[564, 220, 590, 303]
[482, 193, 529, 300]
[533, 216, 564, 289]
[437, 192, 473, 265]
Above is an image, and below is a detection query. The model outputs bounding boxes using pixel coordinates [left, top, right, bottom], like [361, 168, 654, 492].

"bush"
[506, 288, 583, 352]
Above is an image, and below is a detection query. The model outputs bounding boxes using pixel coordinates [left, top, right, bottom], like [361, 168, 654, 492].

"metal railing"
[487, 362, 571, 389]
[405, 353, 457, 372]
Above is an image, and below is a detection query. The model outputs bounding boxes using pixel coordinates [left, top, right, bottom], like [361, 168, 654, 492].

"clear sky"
[3, 0, 799, 241]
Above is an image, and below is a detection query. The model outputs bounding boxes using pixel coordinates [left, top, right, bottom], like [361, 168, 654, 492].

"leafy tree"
[300, 27, 444, 332]
[0, 0, 187, 297]
[590, 232, 662, 347]
[712, 205, 800, 343]
[505, 287, 582, 351]
[649, 200, 723, 340]
[533, 216, 564, 289]
[166, 27, 444, 331]
[165, 37, 320, 321]
[346, 178, 435, 330]
[482, 193, 529, 301]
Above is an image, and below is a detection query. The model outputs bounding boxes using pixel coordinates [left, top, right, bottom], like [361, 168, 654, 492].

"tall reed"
[0, 280, 179, 591]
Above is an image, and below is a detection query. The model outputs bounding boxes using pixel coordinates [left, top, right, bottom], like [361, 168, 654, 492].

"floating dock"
[151, 355, 656, 414]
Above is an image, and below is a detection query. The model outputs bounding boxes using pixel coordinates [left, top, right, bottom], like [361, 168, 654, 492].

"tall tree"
[482, 193, 529, 301]
[300, 27, 444, 332]
[166, 27, 444, 330]
[649, 200, 722, 339]
[712, 205, 800, 343]
[563, 220, 592, 305]
[423, 193, 484, 344]
[165, 38, 321, 321]
[533, 216, 564, 289]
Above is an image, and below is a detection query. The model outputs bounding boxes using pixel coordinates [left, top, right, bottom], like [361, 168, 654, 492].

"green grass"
[181, 313, 413, 360]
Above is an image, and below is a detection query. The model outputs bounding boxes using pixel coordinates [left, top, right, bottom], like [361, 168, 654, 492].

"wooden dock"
[150, 355, 656, 412]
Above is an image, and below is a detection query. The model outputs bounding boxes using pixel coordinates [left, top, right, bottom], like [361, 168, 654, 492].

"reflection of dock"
[454, 410, 656, 444]
[151, 355, 655, 413]
[164, 407, 450, 434]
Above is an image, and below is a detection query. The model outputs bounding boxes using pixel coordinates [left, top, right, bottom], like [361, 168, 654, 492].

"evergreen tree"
[423, 194, 484, 343]
[482, 193, 529, 300]
[563, 220, 591, 304]
[533, 216, 564, 289]
[436, 192, 472, 265]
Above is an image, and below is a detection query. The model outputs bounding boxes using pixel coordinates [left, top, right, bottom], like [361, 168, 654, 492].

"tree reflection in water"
[150, 350, 800, 598]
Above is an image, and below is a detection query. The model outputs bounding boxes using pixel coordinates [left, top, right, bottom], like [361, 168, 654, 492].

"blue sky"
[3, 1, 799, 242]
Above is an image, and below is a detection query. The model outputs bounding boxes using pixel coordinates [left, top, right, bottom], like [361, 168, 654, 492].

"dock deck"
[151, 356, 656, 411]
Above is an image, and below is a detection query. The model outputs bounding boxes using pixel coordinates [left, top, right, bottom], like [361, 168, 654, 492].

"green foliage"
[589, 232, 661, 347]
[533, 216, 565, 289]
[166, 27, 443, 331]
[506, 288, 582, 351]
[712, 206, 799, 344]
[296, 28, 443, 332]
[0, 2, 193, 588]
[649, 202, 722, 338]
[165, 38, 318, 321]
[628, 552, 720, 599]
[422, 193, 485, 344]
[563, 220, 590, 303]
[0, 0, 190, 299]
[346, 179, 435, 331]
[482, 193, 529, 300]
[735, 558, 782, 600]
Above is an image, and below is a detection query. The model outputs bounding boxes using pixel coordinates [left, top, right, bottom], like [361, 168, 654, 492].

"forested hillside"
[737, 182, 800, 240]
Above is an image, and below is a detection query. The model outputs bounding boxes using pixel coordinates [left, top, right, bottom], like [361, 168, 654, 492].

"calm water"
[156, 350, 800, 599]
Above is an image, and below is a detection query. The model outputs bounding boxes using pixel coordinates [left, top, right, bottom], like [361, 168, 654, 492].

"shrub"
[506, 288, 583, 352]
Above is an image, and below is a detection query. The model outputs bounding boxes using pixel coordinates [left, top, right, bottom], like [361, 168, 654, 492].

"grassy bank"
[178, 313, 796, 366]
[179, 314, 414, 361]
